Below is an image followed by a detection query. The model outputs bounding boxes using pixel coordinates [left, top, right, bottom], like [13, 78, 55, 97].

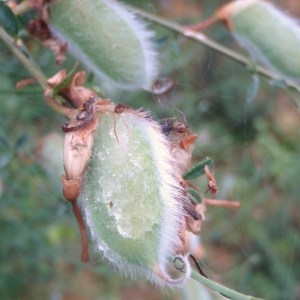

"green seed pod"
[49, 0, 158, 90]
[77, 107, 191, 286]
[217, 0, 300, 80]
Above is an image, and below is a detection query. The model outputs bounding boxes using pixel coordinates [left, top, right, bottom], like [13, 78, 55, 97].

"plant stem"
[190, 269, 265, 300]
[169, 256, 265, 299]
[127, 4, 300, 93]
[72, 201, 89, 262]
[0, 27, 48, 89]
[0, 26, 75, 117]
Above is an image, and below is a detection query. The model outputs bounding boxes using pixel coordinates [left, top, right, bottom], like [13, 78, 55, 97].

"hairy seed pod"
[217, 0, 300, 80]
[49, 0, 158, 90]
[77, 108, 191, 286]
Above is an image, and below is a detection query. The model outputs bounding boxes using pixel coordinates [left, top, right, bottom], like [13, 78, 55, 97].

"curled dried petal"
[47, 70, 97, 108]
[205, 165, 218, 195]
[27, 19, 52, 40]
[186, 203, 206, 235]
[27, 18, 67, 64]
[63, 71, 97, 108]
[47, 69, 67, 86]
[16, 78, 38, 89]
[63, 115, 98, 180]
[61, 175, 82, 202]
[179, 133, 198, 151]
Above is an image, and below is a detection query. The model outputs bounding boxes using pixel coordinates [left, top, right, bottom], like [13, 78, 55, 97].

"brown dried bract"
[114, 103, 132, 114]
[205, 165, 218, 195]
[16, 78, 38, 89]
[27, 18, 67, 64]
[162, 117, 197, 173]
[27, 18, 51, 40]
[27, 0, 52, 21]
[61, 97, 101, 263]
[62, 97, 99, 133]
[47, 70, 97, 108]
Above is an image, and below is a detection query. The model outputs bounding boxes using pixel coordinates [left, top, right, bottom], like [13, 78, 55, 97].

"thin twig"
[190, 269, 265, 300]
[126, 4, 300, 93]
[204, 198, 241, 209]
[168, 257, 265, 299]
[72, 201, 89, 262]
[0, 26, 77, 117]
[0, 27, 48, 89]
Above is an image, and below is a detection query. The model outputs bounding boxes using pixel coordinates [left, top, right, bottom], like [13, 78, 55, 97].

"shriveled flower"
[47, 70, 97, 108]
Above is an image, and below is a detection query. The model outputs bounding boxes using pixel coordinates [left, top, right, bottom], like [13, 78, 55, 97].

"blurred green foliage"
[0, 1, 299, 299]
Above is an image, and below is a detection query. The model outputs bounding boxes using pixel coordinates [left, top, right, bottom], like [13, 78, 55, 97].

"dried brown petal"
[62, 71, 97, 108]
[186, 203, 206, 235]
[27, 19, 51, 40]
[47, 69, 67, 86]
[61, 175, 82, 202]
[27, 17, 67, 64]
[16, 78, 38, 89]
[43, 38, 67, 65]
[205, 165, 218, 195]
[47, 70, 97, 108]
[63, 115, 98, 180]
[164, 118, 197, 173]
[179, 133, 197, 151]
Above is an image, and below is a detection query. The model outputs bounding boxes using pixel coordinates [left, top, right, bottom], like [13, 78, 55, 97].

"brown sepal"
[62, 175, 82, 203]
[48, 70, 97, 108]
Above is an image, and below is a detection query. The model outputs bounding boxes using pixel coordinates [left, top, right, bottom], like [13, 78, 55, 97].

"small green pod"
[78, 109, 191, 286]
[218, 0, 300, 80]
[49, 0, 158, 90]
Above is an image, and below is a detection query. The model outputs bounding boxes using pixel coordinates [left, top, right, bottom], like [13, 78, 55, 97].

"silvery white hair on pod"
[103, 0, 159, 90]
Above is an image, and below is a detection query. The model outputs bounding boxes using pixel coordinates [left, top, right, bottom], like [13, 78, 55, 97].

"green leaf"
[52, 64, 79, 97]
[0, 2, 18, 37]
[183, 157, 213, 180]
[188, 187, 202, 204]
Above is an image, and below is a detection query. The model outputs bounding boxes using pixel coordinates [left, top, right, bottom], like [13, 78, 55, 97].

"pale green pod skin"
[225, 0, 300, 80]
[49, 0, 158, 90]
[78, 110, 191, 286]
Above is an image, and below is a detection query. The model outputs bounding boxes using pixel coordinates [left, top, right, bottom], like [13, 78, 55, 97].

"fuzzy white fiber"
[103, 0, 159, 90]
